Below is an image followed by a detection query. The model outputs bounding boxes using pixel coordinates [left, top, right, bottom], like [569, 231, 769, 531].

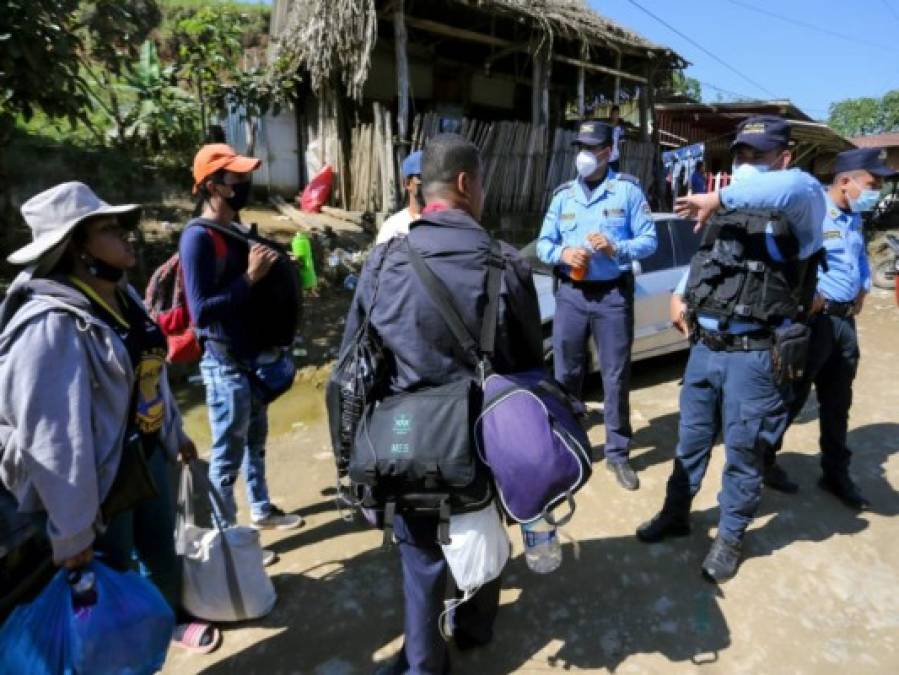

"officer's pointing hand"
[675, 192, 722, 231]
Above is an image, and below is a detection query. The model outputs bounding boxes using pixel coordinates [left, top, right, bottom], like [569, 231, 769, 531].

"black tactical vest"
[684, 209, 821, 328]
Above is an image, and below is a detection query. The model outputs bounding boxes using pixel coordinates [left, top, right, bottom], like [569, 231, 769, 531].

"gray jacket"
[0, 275, 187, 562]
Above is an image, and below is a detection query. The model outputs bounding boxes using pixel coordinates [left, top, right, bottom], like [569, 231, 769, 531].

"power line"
[624, 0, 779, 99]
[880, 0, 899, 23]
[725, 0, 894, 52]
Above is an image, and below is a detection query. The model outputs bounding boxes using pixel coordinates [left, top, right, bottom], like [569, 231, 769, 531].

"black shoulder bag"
[347, 238, 503, 545]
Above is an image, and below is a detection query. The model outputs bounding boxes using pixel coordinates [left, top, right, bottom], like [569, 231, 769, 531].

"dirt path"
[164, 289, 899, 675]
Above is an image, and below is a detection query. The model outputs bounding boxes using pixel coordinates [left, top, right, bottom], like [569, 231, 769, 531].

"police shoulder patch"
[553, 180, 574, 198]
[616, 173, 641, 186]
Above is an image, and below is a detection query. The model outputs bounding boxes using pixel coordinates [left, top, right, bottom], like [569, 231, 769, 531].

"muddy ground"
[157, 281, 899, 675]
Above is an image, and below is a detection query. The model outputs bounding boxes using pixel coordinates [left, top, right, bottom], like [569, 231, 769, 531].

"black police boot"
[636, 504, 691, 543]
[606, 459, 639, 491]
[818, 473, 870, 510]
[763, 462, 799, 494]
[701, 535, 742, 584]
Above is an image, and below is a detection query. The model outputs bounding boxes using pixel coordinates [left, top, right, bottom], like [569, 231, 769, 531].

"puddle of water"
[176, 371, 328, 451]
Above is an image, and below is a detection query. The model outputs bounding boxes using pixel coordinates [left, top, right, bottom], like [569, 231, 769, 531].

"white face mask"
[576, 150, 601, 178]
[730, 162, 770, 185]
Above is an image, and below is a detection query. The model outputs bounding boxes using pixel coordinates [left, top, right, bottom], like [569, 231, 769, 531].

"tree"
[671, 72, 702, 102]
[828, 97, 885, 137]
[0, 1, 92, 127]
[172, 6, 243, 137]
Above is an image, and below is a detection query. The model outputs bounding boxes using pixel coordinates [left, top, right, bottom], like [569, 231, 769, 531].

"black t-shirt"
[70, 281, 168, 449]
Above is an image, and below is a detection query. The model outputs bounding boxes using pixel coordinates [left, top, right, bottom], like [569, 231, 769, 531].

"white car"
[520, 214, 700, 365]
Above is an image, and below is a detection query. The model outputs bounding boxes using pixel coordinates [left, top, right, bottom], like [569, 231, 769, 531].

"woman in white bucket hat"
[0, 182, 221, 654]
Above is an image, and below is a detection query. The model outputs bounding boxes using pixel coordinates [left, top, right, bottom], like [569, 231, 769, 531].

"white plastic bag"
[441, 502, 510, 593]
[175, 463, 277, 622]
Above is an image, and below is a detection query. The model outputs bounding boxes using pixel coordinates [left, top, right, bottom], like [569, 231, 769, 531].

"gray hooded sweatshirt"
[0, 275, 188, 563]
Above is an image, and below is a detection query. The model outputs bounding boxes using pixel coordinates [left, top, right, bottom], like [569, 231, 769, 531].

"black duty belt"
[822, 300, 854, 318]
[558, 270, 634, 290]
[699, 328, 773, 352]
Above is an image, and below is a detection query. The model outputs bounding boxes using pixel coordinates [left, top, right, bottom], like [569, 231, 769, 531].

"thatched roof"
[270, 0, 685, 100]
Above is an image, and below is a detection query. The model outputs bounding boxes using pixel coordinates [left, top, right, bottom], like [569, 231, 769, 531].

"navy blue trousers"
[767, 313, 859, 476]
[552, 277, 634, 461]
[665, 342, 789, 541]
[392, 513, 501, 675]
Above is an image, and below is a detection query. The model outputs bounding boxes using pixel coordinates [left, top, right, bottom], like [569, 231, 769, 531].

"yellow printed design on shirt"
[135, 349, 166, 434]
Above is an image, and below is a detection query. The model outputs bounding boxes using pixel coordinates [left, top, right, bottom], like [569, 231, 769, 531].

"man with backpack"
[180, 145, 302, 561]
[340, 134, 543, 674]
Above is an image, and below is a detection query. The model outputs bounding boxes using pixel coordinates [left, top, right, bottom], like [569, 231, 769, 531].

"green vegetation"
[828, 91, 899, 138]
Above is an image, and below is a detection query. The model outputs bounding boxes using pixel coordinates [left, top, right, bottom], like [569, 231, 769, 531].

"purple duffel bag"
[474, 369, 592, 525]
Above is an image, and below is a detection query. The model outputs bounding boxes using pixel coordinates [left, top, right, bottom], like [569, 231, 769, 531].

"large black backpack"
[192, 219, 301, 352]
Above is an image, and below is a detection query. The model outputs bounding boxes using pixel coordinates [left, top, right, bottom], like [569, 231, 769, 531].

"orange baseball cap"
[192, 143, 261, 193]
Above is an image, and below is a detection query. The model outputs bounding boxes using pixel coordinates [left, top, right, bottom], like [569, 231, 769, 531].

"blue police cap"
[572, 120, 613, 147]
[833, 147, 897, 177]
[730, 115, 791, 152]
[401, 151, 422, 179]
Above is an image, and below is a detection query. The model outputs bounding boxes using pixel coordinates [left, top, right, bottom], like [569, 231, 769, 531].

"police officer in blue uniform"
[762, 147, 896, 508]
[537, 121, 657, 491]
[637, 116, 825, 583]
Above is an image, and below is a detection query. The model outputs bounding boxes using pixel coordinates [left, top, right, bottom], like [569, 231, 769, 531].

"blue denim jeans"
[200, 349, 272, 524]
[666, 342, 789, 541]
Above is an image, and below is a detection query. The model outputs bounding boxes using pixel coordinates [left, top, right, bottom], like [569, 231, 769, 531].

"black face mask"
[82, 254, 125, 283]
[226, 181, 251, 212]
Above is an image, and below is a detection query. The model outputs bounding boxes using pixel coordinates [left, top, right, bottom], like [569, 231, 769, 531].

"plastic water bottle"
[68, 569, 98, 615]
[521, 518, 562, 574]
[291, 232, 318, 289]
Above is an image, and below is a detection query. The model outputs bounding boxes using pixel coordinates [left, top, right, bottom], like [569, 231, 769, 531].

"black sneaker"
[701, 535, 742, 584]
[636, 510, 691, 543]
[818, 474, 870, 511]
[763, 463, 799, 494]
[607, 460, 639, 490]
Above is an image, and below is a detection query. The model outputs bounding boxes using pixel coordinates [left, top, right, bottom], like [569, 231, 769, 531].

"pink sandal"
[172, 621, 222, 654]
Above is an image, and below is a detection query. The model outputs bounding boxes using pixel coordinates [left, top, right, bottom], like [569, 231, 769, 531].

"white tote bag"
[175, 463, 277, 622]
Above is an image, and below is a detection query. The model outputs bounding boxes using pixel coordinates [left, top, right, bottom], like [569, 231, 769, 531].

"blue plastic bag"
[0, 560, 174, 675]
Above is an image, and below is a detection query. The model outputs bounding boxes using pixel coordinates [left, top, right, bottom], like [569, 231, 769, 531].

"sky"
[592, 0, 899, 120]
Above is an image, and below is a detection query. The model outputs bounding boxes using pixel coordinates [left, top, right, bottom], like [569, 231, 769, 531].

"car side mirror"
[631, 260, 643, 276]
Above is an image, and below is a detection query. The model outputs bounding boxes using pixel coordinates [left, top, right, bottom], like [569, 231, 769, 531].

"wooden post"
[532, 40, 551, 127]
[639, 83, 649, 143]
[394, 0, 410, 166]
[646, 59, 665, 210]
[577, 42, 586, 119]
[614, 50, 623, 103]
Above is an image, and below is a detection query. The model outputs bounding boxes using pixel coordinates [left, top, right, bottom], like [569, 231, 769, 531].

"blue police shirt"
[674, 168, 826, 333]
[537, 171, 657, 281]
[816, 193, 871, 303]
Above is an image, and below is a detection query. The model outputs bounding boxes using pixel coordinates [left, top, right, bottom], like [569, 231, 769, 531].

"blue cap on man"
[401, 151, 422, 180]
[572, 120, 614, 147]
[833, 147, 898, 177]
[730, 115, 792, 152]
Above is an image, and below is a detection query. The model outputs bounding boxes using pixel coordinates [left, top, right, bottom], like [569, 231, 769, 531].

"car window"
[671, 218, 702, 267]
[640, 220, 675, 273]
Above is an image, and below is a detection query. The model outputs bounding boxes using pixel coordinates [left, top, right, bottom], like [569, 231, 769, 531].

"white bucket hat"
[7, 181, 141, 272]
